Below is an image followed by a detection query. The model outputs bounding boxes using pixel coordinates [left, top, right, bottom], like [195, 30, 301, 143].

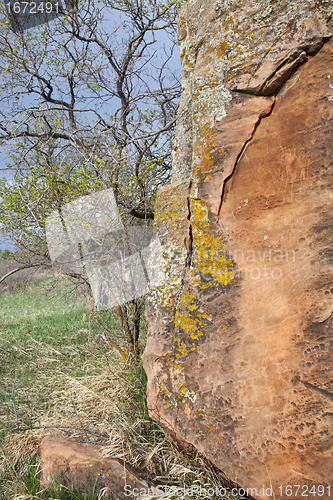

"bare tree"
[0, 0, 184, 362]
[0, 0, 182, 207]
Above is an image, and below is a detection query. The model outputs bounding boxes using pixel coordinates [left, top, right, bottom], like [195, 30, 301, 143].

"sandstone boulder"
[143, 1, 333, 498]
[40, 433, 154, 499]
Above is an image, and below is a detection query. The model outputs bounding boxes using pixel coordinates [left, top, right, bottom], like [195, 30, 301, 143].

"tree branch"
[0, 262, 49, 285]
[129, 208, 154, 220]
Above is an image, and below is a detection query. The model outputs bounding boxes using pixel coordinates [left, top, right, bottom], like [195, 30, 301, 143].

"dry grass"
[1, 356, 236, 500]
[0, 271, 237, 500]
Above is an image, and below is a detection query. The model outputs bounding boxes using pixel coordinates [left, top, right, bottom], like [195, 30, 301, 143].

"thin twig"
[9, 424, 109, 439]
[10, 373, 19, 430]
[70, 394, 91, 442]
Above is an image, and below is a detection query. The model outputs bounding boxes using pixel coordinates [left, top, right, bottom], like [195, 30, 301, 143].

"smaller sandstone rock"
[40, 433, 155, 499]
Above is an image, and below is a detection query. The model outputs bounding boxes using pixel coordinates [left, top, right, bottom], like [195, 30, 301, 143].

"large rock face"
[143, 0, 333, 498]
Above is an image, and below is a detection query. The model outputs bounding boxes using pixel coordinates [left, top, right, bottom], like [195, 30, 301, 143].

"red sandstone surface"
[143, 1, 333, 497]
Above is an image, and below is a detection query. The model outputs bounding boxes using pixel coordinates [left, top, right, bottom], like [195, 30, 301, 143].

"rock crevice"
[217, 97, 276, 215]
[175, 182, 194, 312]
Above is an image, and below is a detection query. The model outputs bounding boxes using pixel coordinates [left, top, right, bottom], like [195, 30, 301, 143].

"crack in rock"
[217, 98, 276, 216]
[230, 49, 309, 96]
[300, 380, 333, 403]
[175, 182, 193, 312]
[230, 24, 332, 97]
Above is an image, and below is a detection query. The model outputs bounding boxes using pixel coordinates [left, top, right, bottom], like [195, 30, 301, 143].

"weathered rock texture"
[143, 0, 333, 498]
[40, 434, 154, 499]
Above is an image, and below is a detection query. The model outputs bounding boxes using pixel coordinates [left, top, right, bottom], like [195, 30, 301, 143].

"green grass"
[0, 274, 95, 404]
[0, 273, 110, 499]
